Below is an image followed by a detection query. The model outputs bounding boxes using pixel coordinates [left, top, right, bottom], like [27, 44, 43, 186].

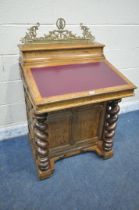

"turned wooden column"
[103, 99, 121, 157]
[34, 113, 50, 173]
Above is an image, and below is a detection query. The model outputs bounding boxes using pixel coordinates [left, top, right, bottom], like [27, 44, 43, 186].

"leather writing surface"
[31, 62, 127, 98]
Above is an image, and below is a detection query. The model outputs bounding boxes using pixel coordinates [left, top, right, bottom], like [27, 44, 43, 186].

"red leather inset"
[31, 62, 127, 98]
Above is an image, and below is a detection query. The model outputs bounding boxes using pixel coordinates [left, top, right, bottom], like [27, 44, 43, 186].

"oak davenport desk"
[19, 18, 136, 179]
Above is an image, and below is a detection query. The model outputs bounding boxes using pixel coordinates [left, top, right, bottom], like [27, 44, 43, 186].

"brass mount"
[20, 17, 95, 44]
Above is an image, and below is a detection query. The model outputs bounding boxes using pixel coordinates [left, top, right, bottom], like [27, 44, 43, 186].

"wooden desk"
[19, 20, 136, 180]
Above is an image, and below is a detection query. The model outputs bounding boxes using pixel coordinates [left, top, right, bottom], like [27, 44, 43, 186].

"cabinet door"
[48, 110, 72, 148]
[48, 103, 105, 152]
[72, 104, 105, 144]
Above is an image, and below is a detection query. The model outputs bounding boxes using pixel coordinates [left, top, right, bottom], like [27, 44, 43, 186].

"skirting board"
[0, 101, 139, 141]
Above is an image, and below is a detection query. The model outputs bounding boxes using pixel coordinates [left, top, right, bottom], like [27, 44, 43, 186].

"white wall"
[0, 0, 139, 139]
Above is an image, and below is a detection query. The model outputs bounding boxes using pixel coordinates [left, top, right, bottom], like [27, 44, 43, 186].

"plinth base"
[36, 141, 113, 180]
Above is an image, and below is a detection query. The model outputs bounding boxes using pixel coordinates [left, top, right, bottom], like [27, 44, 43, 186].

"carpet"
[0, 111, 139, 210]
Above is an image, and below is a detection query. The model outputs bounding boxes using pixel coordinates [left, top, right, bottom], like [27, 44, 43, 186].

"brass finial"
[56, 18, 66, 30]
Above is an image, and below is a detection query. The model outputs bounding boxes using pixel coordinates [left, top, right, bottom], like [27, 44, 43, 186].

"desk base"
[25, 91, 120, 180]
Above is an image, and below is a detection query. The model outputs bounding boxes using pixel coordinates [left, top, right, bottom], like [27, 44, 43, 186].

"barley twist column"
[103, 99, 121, 154]
[34, 113, 50, 172]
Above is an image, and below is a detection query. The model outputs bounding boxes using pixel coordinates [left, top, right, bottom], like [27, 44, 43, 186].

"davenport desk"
[19, 18, 136, 179]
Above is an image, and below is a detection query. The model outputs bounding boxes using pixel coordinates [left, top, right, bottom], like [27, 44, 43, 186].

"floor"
[0, 111, 139, 210]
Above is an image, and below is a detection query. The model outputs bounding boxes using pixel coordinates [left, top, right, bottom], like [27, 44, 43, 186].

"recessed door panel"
[48, 111, 72, 148]
[72, 104, 104, 142]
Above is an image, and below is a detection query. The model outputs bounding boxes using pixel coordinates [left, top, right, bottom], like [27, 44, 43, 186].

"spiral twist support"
[34, 113, 50, 172]
[103, 99, 121, 152]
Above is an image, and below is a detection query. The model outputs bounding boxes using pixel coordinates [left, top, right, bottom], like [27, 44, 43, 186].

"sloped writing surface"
[31, 62, 127, 98]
